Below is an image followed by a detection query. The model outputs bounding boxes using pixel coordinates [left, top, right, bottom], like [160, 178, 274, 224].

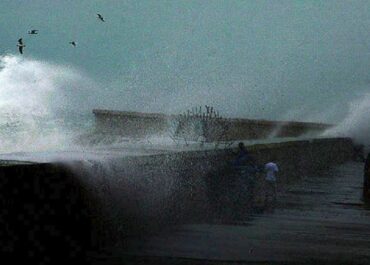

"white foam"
[0, 54, 93, 153]
[322, 92, 370, 147]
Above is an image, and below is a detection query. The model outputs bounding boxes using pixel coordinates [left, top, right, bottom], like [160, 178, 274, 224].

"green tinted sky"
[1, 0, 370, 122]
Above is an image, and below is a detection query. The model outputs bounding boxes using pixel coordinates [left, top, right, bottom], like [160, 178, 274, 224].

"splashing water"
[322, 92, 370, 147]
[0, 54, 94, 153]
[2, 53, 370, 156]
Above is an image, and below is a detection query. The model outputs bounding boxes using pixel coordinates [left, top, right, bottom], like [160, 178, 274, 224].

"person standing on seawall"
[231, 142, 259, 207]
[264, 160, 279, 207]
[232, 142, 252, 167]
[363, 152, 370, 200]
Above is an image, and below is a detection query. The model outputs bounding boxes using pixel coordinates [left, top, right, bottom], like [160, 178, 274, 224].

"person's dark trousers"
[363, 174, 370, 200]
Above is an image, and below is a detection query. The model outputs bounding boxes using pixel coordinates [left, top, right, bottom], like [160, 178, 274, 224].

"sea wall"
[0, 137, 354, 264]
[82, 137, 353, 231]
[0, 162, 92, 264]
[92, 109, 331, 140]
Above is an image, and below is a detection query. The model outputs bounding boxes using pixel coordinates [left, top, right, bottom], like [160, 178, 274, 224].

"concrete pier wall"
[93, 109, 331, 140]
[0, 137, 355, 263]
[89, 137, 353, 228]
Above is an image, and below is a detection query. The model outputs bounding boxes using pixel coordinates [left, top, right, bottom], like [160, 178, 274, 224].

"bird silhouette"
[17, 38, 25, 54]
[97, 13, 105, 22]
[28, 29, 38, 35]
[69, 41, 77, 47]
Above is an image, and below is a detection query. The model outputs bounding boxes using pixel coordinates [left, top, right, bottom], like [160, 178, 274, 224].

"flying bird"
[28, 29, 38, 35]
[17, 38, 25, 54]
[69, 41, 77, 47]
[97, 13, 105, 22]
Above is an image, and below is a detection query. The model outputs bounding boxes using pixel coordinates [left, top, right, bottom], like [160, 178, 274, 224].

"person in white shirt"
[264, 161, 279, 204]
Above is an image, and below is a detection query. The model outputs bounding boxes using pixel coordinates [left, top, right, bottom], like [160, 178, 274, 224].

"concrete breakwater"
[93, 109, 331, 140]
[0, 137, 355, 264]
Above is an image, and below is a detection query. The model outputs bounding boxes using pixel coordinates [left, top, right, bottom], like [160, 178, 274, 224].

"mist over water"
[1, 51, 370, 155]
[322, 93, 370, 146]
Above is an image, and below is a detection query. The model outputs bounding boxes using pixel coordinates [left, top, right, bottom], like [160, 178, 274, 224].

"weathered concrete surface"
[93, 109, 331, 140]
[108, 162, 370, 264]
[66, 137, 354, 248]
[0, 137, 355, 264]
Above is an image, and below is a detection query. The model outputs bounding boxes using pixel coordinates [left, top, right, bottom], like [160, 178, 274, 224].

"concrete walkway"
[95, 162, 370, 264]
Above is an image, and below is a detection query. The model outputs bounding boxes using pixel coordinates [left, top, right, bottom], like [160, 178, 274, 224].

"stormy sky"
[1, 0, 370, 123]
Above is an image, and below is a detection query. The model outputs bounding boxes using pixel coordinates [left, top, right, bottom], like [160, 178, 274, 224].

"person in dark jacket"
[232, 142, 255, 168]
[231, 142, 260, 209]
[363, 152, 370, 200]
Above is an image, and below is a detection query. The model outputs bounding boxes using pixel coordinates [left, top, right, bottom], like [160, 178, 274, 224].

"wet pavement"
[92, 162, 370, 264]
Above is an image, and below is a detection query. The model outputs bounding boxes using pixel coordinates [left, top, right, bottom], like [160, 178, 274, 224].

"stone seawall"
[93, 109, 331, 140]
[87, 137, 353, 230]
[0, 137, 355, 264]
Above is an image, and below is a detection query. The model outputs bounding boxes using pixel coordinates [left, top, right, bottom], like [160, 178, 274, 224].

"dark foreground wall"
[0, 138, 354, 264]
[0, 162, 94, 264]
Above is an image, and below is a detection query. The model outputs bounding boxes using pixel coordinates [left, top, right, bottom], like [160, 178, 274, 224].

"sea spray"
[64, 154, 185, 246]
[0, 54, 94, 153]
[322, 92, 370, 147]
